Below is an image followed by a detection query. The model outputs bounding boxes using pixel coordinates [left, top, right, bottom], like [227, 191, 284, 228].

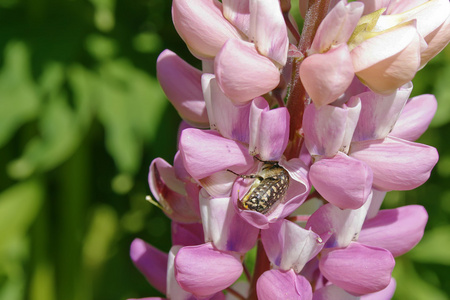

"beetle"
[228, 159, 290, 214]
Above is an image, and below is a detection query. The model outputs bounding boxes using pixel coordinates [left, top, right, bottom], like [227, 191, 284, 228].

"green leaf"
[0, 41, 39, 148]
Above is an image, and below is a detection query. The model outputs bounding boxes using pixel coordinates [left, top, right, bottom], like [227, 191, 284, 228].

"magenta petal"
[361, 278, 396, 300]
[359, 205, 428, 257]
[215, 39, 280, 103]
[172, 0, 241, 58]
[310, 153, 372, 209]
[157, 50, 208, 127]
[256, 107, 290, 161]
[175, 243, 243, 297]
[319, 243, 395, 295]
[202, 75, 251, 143]
[352, 83, 412, 142]
[179, 128, 254, 180]
[257, 269, 312, 300]
[172, 222, 205, 247]
[261, 219, 323, 273]
[130, 239, 168, 295]
[350, 136, 439, 191]
[149, 158, 201, 223]
[312, 284, 359, 300]
[303, 103, 348, 157]
[300, 44, 354, 108]
[249, 0, 289, 66]
[390, 94, 437, 142]
[200, 195, 259, 253]
[306, 199, 371, 248]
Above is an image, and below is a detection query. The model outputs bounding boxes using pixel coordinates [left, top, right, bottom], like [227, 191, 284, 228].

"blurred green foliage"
[0, 0, 449, 299]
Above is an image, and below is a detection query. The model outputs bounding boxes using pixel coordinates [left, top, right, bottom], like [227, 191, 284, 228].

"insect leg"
[226, 169, 264, 181]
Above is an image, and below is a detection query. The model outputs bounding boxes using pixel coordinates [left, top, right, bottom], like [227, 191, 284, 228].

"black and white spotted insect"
[228, 159, 290, 214]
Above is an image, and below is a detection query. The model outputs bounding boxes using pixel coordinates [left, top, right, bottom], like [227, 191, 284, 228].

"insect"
[228, 159, 290, 214]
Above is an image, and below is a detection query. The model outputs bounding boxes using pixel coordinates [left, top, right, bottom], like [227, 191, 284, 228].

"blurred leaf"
[431, 61, 450, 127]
[0, 180, 44, 245]
[393, 258, 448, 300]
[97, 59, 167, 175]
[85, 34, 118, 61]
[0, 41, 39, 148]
[408, 225, 450, 265]
[89, 0, 115, 31]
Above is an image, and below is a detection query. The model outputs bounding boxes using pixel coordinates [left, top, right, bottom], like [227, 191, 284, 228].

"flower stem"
[285, 0, 331, 159]
[247, 240, 270, 300]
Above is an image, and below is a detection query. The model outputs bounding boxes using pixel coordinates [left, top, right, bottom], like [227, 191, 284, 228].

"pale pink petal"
[359, 0, 390, 15]
[215, 39, 280, 103]
[351, 21, 421, 94]
[386, 0, 427, 14]
[130, 238, 168, 295]
[255, 107, 290, 161]
[359, 205, 428, 257]
[313, 284, 359, 300]
[366, 188, 387, 219]
[249, 0, 289, 66]
[172, 222, 205, 247]
[361, 278, 396, 300]
[200, 195, 259, 253]
[420, 15, 450, 68]
[127, 298, 165, 300]
[257, 270, 312, 300]
[261, 219, 323, 273]
[149, 158, 201, 223]
[309, 153, 373, 209]
[350, 136, 439, 191]
[175, 243, 243, 297]
[306, 199, 372, 248]
[222, 0, 250, 35]
[390, 94, 437, 141]
[319, 243, 395, 295]
[199, 170, 237, 197]
[172, 0, 242, 58]
[157, 50, 208, 127]
[179, 128, 254, 180]
[301, 44, 354, 107]
[352, 82, 412, 141]
[303, 103, 348, 157]
[310, 1, 364, 54]
[202, 75, 251, 143]
[249, 97, 269, 157]
[167, 246, 194, 300]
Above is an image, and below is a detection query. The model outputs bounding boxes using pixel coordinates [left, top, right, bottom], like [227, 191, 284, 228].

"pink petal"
[179, 128, 254, 180]
[222, 0, 250, 35]
[200, 195, 259, 253]
[420, 15, 450, 68]
[127, 298, 165, 300]
[130, 238, 168, 295]
[303, 103, 348, 157]
[361, 278, 396, 300]
[167, 246, 194, 300]
[390, 94, 437, 142]
[215, 39, 280, 103]
[319, 243, 395, 295]
[261, 219, 323, 273]
[172, 0, 242, 58]
[248, 98, 290, 161]
[175, 243, 243, 297]
[149, 158, 201, 223]
[310, 1, 364, 54]
[172, 222, 205, 247]
[359, 205, 428, 257]
[156, 50, 208, 127]
[313, 284, 359, 300]
[249, 0, 289, 66]
[257, 269, 312, 300]
[310, 153, 373, 209]
[350, 136, 439, 191]
[359, 0, 390, 15]
[352, 83, 412, 141]
[300, 44, 354, 108]
[202, 74, 251, 143]
[351, 21, 421, 94]
[199, 170, 237, 197]
[366, 188, 387, 219]
[306, 200, 371, 248]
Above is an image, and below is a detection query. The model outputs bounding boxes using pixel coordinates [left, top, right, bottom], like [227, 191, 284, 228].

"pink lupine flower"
[256, 269, 313, 300]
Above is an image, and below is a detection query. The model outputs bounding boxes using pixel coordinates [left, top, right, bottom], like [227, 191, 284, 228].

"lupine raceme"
[129, 0, 450, 299]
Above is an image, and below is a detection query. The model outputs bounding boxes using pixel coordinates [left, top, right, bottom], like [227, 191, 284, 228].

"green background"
[0, 0, 449, 299]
